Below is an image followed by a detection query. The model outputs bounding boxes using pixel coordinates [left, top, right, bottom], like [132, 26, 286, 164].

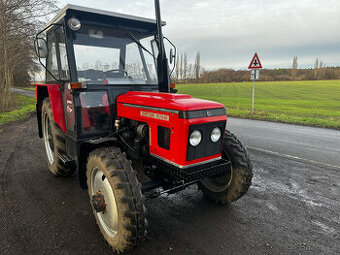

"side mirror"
[163, 37, 176, 75]
[169, 48, 176, 64]
[35, 38, 48, 58]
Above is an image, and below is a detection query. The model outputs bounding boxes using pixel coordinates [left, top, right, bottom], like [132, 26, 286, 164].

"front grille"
[181, 159, 231, 181]
[157, 126, 170, 150]
[187, 121, 226, 161]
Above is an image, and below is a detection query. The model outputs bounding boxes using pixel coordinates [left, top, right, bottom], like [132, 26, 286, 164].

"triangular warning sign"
[248, 53, 262, 69]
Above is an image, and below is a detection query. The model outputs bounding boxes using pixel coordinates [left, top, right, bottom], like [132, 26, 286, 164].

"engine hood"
[117, 91, 225, 111]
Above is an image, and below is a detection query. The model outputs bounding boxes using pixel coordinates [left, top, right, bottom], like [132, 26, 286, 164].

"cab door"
[46, 24, 76, 133]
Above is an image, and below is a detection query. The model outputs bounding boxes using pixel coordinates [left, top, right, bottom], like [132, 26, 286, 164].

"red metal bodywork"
[36, 84, 66, 132]
[117, 91, 227, 167]
[35, 84, 227, 167]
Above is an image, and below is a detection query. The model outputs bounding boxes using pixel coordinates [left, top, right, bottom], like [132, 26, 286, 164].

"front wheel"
[199, 130, 253, 204]
[86, 147, 147, 253]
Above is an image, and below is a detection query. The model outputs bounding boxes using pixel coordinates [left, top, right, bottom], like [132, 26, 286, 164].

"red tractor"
[34, 1, 252, 253]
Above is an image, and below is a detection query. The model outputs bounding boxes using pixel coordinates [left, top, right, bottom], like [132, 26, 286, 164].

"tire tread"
[86, 147, 147, 253]
[199, 130, 253, 204]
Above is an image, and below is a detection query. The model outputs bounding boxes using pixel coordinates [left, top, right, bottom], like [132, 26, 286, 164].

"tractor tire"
[199, 130, 253, 204]
[41, 98, 74, 177]
[86, 147, 147, 253]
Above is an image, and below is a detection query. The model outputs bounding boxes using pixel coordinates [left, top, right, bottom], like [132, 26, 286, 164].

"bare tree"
[179, 53, 183, 82]
[0, 0, 57, 112]
[194, 51, 201, 82]
[188, 63, 193, 80]
[175, 53, 179, 82]
[318, 61, 325, 78]
[183, 53, 187, 83]
[291, 56, 298, 80]
[314, 58, 319, 79]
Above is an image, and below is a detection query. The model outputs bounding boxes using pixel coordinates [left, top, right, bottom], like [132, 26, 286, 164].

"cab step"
[58, 153, 75, 168]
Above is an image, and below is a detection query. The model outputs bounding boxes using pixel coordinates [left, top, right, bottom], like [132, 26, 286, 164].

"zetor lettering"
[140, 111, 170, 121]
[34, 2, 253, 253]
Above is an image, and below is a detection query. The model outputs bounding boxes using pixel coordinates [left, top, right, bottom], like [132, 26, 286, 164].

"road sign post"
[252, 78, 255, 114]
[248, 53, 262, 114]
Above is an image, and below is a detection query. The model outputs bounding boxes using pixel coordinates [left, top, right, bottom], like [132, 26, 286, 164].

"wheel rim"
[43, 113, 54, 165]
[90, 167, 119, 238]
[201, 148, 233, 192]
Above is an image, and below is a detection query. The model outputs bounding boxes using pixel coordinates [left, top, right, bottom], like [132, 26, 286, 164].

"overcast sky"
[58, 0, 340, 70]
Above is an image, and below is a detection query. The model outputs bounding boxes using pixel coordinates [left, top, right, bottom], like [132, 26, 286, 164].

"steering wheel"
[105, 69, 120, 73]
[105, 69, 128, 77]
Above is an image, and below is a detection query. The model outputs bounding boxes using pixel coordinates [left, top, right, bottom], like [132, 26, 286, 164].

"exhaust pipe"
[154, 0, 170, 93]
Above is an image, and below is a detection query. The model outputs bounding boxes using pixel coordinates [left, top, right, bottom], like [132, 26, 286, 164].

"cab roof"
[46, 4, 165, 30]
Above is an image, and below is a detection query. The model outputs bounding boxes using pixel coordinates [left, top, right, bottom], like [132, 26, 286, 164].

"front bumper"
[149, 156, 231, 182]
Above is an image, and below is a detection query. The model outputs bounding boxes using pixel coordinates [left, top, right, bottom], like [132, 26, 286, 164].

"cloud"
[58, 0, 340, 69]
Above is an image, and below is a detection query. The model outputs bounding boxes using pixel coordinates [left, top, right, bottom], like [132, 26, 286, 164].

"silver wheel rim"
[201, 168, 233, 192]
[43, 113, 54, 165]
[90, 167, 119, 238]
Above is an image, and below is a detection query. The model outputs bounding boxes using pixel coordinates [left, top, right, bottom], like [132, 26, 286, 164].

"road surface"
[10, 88, 35, 98]
[1, 90, 339, 254]
[228, 117, 340, 168]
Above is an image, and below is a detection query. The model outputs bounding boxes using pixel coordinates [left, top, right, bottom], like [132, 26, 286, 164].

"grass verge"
[0, 94, 36, 127]
[14, 87, 35, 91]
[177, 80, 340, 129]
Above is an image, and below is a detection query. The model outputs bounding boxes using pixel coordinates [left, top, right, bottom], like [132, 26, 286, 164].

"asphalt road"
[10, 88, 35, 98]
[228, 117, 340, 168]
[1, 89, 339, 254]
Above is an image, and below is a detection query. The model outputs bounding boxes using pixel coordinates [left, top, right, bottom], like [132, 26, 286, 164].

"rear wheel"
[41, 98, 74, 176]
[86, 147, 147, 253]
[199, 130, 253, 204]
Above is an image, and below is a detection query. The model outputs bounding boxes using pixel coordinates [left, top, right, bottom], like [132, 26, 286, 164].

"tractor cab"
[42, 5, 162, 86]
[45, 6, 160, 86]
[35, 5, 173, 140]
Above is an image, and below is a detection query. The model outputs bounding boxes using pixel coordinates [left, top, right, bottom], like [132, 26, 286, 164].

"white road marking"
[311, 220, 336, 235]
[247, 146, 340, 170]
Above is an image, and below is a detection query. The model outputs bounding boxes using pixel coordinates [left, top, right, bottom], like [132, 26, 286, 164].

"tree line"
[173, 54, 340, 83]
[197, 67, 340, 83]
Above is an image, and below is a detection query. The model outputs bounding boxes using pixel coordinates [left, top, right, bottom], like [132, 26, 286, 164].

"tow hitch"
[143, 180, 198, 199]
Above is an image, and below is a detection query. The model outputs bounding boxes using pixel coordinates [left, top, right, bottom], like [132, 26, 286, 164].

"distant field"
[177, 80, 340, 129]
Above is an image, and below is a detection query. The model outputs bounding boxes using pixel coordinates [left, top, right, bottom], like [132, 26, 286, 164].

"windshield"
[72, 24, 158, 85]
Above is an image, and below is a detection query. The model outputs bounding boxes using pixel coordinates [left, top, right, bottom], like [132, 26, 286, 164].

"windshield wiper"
[126, 31, 155, 59]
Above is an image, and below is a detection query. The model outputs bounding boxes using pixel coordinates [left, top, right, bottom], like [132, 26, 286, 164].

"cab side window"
[46, 33, 58, 81]
[46, 25, 70, 82]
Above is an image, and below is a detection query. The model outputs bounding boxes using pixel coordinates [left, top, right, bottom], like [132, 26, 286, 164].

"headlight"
[189, 130, 202, 146]
[211, 127, 221, 142]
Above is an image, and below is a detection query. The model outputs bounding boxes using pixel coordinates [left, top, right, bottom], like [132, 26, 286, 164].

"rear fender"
[36, 84, 66, 137]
